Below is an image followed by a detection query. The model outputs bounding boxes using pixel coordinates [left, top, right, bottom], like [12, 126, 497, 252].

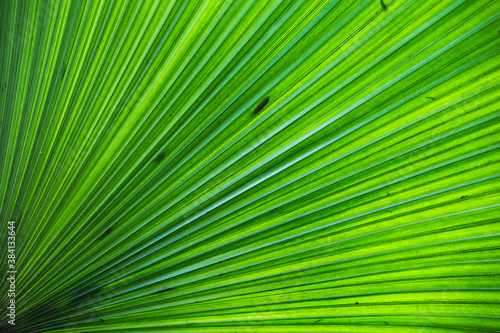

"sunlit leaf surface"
[1, 0, 499, 332]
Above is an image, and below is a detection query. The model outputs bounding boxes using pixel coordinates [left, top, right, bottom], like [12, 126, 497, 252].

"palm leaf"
[1, 0, 499, 332]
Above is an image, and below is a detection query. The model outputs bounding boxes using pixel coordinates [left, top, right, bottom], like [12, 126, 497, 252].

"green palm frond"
[1, 0, 499, 332]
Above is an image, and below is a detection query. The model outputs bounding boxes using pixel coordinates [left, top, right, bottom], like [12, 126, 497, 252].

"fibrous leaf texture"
[1, 0, 499, 332]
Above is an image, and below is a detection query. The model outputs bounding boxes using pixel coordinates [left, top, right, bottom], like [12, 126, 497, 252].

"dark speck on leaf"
[155, 152, 166, 162]
[461, 195, 468, 199]
[380, 0, 387, 10]
[99, 227, 112, 241]
[155, 287, 173, 294]
[426, 96, 435, 100]
[384, 321, 388, 325]
[315, 319, 323, 323]
[355, 302, 358, 305]
[62, 62, 66, 79]
[253, 96, 270, 114]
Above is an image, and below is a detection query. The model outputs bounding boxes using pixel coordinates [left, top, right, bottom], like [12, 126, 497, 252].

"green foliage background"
[1, 0, 499, 331]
